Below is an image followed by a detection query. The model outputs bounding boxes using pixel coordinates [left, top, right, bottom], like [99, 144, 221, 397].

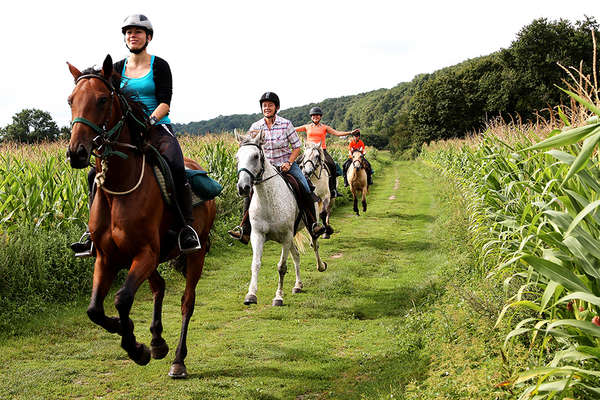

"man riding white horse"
[228, 92, 326, 244]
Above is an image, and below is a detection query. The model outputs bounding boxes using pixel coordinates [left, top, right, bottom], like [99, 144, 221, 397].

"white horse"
[235, 131, 327, 307]
[300, 142, 334, 239]
[347, 150, 368, 216]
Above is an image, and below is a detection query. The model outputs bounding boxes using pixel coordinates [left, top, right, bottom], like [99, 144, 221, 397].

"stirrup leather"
[178, 225, 202, 254]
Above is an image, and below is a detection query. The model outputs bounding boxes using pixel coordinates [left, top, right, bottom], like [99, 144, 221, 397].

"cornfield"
[421, 57, 600, 398]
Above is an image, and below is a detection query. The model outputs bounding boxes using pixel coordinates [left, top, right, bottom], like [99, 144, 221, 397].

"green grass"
[0, 153, 514, 399]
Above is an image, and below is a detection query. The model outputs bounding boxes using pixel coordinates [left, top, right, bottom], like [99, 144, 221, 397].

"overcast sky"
[0, 1, 597, 127]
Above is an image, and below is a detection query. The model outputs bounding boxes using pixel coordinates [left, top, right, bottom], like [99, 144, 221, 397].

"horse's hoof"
[131, 344, 151, 366]
[244, 294, 257, 305]
[168, 362, 188, 379]
[318, 262, 328, 272]
[292, 287, 303, 294]
[323, 233, 330, 239]
[151, 339, 169, 360]
[272, 299, 284, 306]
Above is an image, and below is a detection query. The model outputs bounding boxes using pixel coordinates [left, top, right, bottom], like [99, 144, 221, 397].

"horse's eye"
[253, 154, 259, 160]
[67, 97, 73, 106]
[97, 97, 108, 107]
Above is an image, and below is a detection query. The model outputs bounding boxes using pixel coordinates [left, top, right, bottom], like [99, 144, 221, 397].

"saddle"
[147, 145, 222, 207]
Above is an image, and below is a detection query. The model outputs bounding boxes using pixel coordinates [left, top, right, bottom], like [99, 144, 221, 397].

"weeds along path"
[0, 154, 453, 399]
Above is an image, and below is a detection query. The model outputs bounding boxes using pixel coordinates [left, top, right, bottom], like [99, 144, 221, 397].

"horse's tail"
[293, 230, 310, 253]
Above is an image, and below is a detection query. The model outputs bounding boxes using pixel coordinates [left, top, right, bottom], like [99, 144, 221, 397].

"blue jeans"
[287, 162, 310, 193]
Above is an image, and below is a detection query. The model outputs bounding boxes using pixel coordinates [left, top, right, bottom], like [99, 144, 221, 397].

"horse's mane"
[80, 67, 149, 143]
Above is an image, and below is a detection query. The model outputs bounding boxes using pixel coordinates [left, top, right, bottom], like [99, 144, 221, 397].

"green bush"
[0, 225, 93, 333]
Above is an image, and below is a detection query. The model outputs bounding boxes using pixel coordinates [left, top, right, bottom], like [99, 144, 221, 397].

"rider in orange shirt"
[296, 107, 358, 197]
[343, 131, 373, 186]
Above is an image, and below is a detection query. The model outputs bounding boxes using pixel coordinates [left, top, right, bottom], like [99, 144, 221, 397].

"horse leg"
[273, 241, 290, 306]
[311, 235, 327, 272]
[244, 232, 264, 305]
[87, 255, 121, 334]
[353, 192, 360, 216]
[114, 249, 158, 366]
[148, 270, 169, 360]
[169, 248, 207, 379]
[290, 242, 303, 293]
[362, 187, 367, 212]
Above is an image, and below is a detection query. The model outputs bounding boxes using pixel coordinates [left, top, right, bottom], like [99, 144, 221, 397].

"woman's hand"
[281, 161, 291, 172]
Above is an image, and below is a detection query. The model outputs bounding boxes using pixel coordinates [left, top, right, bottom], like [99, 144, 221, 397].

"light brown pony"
[347, 150, 368, 215]
[66, 55, 216, 378]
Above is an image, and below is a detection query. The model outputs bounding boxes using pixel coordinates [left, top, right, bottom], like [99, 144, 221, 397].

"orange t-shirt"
[298, 124, 328, 149]
[349, 138, 365, 157]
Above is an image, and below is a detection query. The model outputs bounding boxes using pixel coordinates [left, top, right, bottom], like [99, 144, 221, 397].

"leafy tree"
[2, 109, 61, 143]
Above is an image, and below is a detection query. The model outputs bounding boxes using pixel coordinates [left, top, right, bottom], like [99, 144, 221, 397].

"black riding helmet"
[309, 106, 323, 116]
[353, 129, 361, 137]
[259, 92, 280, 109]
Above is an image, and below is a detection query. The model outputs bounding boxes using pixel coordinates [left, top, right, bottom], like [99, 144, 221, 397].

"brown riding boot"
[228, 195, 251, 244]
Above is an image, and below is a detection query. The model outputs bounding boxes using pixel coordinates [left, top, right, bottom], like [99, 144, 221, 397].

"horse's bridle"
[302, 148, 325, 179]
[70, 73, 148, 195]
[237, 142, 279, 185]
[71, 73, 146, 160]
[352, 151, 364, 169]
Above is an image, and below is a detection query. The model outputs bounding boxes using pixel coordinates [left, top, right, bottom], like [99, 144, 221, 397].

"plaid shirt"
[250, 115, 301, 166]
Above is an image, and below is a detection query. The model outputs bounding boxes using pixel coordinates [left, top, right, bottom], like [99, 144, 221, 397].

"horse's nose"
[237, 183, 250, 197]
[67, 143, 89, 169]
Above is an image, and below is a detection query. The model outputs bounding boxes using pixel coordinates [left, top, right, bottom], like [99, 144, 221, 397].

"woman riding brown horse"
[66, 54, 216, 378]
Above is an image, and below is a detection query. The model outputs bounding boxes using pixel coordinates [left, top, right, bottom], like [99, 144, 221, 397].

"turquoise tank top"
[120, 56, 171, 124]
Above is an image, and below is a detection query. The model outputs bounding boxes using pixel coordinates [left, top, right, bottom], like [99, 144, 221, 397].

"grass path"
[0, 155, 463, 399]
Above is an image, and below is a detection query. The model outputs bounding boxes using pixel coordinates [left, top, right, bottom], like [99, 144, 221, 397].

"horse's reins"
[71, 73, 148, 195]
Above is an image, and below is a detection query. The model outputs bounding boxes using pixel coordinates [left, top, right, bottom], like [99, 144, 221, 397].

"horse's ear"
[234, 129, 244, 143]
[67, 62, 82, 81]
[258, 129, 265, 145]
[102, 54, 113, 80]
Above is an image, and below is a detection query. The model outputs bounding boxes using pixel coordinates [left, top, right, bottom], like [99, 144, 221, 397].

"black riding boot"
[302, 189, 325, 239]
[228, 195, 251, 244]
[343, 159, 351, 187]
[328, 175, 338, 198]
[177, 182, 202, 254]
[70, 170, 96, 257]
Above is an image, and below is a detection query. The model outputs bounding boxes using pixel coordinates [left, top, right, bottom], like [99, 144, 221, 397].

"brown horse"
[66, 55, 216, 378]
[347, 150, 368, 216]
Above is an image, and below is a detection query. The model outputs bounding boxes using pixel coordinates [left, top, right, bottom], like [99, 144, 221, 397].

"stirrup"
[72, 232, 94, 258]
[228, 225, 244, 240]
[311, 222, 326, 237]
[178, 225, 202, 254]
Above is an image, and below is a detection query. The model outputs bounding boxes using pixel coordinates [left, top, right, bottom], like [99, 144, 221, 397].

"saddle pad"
[186, 169, 223, 201]
[153, 166, 222, 208]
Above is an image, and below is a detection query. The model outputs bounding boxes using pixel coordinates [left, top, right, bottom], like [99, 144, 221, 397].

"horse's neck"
[96, 127, 141, 188]
[253, 160, 292, 202]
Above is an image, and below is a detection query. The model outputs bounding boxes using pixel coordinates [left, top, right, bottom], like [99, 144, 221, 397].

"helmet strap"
[126, 39, 149, 54]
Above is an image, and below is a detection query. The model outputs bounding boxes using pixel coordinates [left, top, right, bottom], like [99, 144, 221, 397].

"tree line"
[174, 17, 599, 155]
